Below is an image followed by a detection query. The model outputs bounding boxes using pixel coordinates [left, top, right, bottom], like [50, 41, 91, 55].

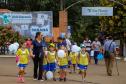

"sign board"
[82, 7, 113, 16]
[0, 11, 53, 39]
[67, 26, 71, 38]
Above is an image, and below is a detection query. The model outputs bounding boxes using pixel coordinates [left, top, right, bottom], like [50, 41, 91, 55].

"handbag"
[97, 53, 104, 60]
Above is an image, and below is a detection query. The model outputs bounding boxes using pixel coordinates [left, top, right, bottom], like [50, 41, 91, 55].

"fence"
[0, 44, 9, 55]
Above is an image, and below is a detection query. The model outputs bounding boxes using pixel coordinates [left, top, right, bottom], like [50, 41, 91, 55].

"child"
[69, 52, 78, 73]
[57, 45, 68, 81]
[77, 44, 90, 83]
[47, 43, 56, 81]
[16, 42, 29, 83]
[90, 49, 94, 64]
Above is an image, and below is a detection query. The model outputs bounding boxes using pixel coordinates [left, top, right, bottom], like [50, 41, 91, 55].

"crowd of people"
[15, 32, 117, 83]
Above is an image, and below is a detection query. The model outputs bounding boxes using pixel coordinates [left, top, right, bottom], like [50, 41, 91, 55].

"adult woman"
[92, 37, 101, 64]
[30, 32, 44, 81]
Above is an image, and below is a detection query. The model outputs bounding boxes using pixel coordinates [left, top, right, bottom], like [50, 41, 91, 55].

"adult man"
[104, 36, 116, 76]
[83, 37, 92, 54]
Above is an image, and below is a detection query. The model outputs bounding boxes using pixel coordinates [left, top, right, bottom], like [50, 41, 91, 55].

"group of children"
[15, 42, 90, 83]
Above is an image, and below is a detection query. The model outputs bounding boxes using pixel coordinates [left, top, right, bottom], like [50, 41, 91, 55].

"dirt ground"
[0, 57, 126, 84]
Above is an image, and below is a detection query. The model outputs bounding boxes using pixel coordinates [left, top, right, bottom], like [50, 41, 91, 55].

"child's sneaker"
[17, 77, 21, 82]
[21, 77, 25, 83]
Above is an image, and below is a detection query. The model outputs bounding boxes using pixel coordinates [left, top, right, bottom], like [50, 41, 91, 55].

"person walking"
[16, 42, 30, 83]
[83, 37, 92, 63]
[92, 37, 101, 64]
[30, 32, 44, 81]
[83, 37, 92, 54]
[103, 36, 116, 76]
[77, 44, 90, 83]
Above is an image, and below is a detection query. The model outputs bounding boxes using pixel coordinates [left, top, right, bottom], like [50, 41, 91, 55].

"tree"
[99, 0, 126, 39]
[65, 0, 100, 43]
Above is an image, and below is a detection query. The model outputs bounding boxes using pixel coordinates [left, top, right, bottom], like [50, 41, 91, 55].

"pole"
[60, 0, 64, 10]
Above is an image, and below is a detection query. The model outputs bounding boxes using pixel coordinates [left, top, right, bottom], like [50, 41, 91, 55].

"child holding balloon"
[46, 43, 57, 81]
[16, 42, 30, 83]
[77, 44, 90, 83]
[57, 45, 68, 81]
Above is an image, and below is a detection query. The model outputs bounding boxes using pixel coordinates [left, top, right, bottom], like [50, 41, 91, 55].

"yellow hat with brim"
[49, 43, 55, 47]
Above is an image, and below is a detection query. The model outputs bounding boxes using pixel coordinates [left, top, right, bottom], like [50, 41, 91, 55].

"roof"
[0, 9, 11, 13]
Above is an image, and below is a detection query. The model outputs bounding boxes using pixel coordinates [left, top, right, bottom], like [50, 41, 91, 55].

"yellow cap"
[49, 43, 55, 47]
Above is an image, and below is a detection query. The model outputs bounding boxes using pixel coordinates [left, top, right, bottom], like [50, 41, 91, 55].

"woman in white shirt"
[92, 37, 101, 65]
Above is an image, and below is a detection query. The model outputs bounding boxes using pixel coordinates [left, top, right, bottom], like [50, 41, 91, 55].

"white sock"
[83, 78, 85, 82]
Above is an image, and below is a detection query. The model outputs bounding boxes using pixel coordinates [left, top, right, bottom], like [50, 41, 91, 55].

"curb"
[0, 55, 15, 57]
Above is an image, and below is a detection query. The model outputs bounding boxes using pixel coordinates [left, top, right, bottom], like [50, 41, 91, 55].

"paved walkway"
[0, 57, 126, 84]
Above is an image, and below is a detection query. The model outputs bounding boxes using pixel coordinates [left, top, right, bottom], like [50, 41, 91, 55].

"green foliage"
[0, 26, 25, 46]
[1, 0, 125, 43]
[0, 26, 4, 31]
[99, 0, 126, 39]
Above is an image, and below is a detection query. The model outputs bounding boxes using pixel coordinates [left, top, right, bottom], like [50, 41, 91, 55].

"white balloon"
[9, 44, 18, 54]
[46, 71, 53, 80]
[13, 42, 19, 47]
[57, 50, 65, 58]
[71, 45, 80, 53]
[77, 47, 81, 52]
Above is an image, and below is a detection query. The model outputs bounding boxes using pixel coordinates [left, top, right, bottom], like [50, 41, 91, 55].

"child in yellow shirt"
[78, 44, 90, 83]
[57, 45, 68, 82]
[16, 42, 29, 83]
[47, 43, 57, 81]
[69, 52, 78, 73]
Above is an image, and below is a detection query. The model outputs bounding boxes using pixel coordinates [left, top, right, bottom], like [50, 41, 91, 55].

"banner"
[82, 7, 113, 16]
[0, 11, 53, 39]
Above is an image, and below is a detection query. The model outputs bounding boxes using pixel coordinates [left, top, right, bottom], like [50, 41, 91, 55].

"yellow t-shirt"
[16, 48, 29, 64]
[47, 51, 56, 63]
[78, 52, 89, 65]
[58, 53, 68, 66]
[69, 52, 78, 64]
